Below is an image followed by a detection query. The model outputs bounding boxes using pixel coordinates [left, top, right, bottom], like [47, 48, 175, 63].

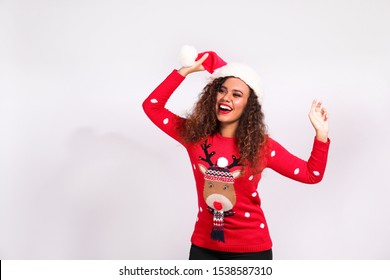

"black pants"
[189, 244, 273, 260]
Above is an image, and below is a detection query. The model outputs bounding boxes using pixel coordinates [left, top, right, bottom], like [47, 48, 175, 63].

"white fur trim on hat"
[211, 63, 264, 103]
[179, 45, 198, 67]
[178, 45, 264, 103]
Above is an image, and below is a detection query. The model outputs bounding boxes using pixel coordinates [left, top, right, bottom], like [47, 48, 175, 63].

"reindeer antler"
[199, 140, 216, 167]
[227, 155, 242, 169]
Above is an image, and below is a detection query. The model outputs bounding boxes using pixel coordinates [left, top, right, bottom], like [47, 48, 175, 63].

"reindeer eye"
[223, 185, 229, 190]
[208, 183, 213, 188]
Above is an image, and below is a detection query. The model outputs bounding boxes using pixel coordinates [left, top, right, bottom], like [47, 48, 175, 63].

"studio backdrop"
[1, 0, 389, 259]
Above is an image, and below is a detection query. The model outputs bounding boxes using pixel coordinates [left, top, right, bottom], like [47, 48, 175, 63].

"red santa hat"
[179, 45, 264, 104]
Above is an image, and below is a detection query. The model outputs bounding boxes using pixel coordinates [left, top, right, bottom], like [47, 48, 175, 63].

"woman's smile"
[218, 103, 233, 114]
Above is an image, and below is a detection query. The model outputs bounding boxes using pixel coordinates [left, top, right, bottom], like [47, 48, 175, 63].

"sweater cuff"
[172, 69, 186, 81]
[313, 136, 331, 151]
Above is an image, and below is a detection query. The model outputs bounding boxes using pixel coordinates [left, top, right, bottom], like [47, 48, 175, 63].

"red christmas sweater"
[142, 70, 330, 253]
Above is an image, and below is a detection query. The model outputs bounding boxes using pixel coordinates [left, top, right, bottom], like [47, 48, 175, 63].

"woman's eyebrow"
[232, 89, 243, 95]
[220, 86, 243, 94]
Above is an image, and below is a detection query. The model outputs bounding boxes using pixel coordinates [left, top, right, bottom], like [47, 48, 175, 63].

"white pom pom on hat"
[179, 45, 264, 104]
[179, 45, 198, 67]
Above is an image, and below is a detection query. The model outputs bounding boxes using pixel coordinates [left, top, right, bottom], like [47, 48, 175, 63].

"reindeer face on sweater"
[199, 165, 240, 211]
[198, 141, 242, 212]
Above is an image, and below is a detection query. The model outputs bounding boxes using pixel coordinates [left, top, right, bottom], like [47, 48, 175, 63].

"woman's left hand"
[308, 99, 329, 142]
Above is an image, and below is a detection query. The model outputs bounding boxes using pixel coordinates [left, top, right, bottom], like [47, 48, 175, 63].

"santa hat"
[179, 45, 264, 103]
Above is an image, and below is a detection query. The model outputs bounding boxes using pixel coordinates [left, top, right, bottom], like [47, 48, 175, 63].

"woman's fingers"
[321, 107, 329, 121]
[193, 53, 209, 70]
[197, 52, 209, 64]
[178, 52, 208, 77]
[311, 99, 322, 111]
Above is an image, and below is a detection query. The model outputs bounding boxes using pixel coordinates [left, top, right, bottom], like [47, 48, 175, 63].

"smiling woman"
[142, 46, 330, 260]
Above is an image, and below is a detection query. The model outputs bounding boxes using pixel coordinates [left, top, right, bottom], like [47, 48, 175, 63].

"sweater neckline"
[215, 132, 236, 142]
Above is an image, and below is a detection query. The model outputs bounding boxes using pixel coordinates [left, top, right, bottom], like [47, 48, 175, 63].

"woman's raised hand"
[178, 53, 209, 77]
[308, 99, 329, 142]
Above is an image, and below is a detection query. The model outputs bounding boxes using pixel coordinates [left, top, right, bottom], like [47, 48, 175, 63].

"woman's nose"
[220, 92, 231, 102]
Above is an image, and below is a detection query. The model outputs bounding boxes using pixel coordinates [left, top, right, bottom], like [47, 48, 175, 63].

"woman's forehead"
[221, 77, 250, 94]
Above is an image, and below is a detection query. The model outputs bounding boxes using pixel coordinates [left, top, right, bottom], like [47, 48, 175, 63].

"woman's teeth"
[219, 104, 232, 111]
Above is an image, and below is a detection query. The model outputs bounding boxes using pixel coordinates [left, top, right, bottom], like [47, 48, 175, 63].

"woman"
[142, 46, 330, 260]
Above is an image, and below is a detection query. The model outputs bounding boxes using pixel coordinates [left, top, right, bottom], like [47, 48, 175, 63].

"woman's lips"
[218, 103, 232, 114]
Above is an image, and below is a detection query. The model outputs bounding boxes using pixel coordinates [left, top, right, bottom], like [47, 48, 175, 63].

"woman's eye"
[233, 93, 242, 98]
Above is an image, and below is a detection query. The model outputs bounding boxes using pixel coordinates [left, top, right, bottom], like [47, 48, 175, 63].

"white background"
[1, 0, 389, 259]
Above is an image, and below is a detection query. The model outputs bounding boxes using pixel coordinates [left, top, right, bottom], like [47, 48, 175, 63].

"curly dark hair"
[176, 77, 268, 173]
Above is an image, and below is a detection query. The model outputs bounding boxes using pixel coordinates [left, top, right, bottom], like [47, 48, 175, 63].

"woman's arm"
[142, 70, 185, 143]
[266, 137, 330, 184]
[265, 100, 330, 184]
[142, 53, 209, 143]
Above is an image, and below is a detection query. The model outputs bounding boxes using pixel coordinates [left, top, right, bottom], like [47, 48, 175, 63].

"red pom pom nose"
[213, 201, 223, 211]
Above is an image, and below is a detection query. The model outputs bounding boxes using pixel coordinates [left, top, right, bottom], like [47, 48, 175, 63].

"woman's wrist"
[178, 67, 190, 77]
[315, 130, 329, 142]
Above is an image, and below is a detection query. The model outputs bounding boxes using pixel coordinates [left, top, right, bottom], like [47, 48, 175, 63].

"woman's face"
[215, 77, 250, 127]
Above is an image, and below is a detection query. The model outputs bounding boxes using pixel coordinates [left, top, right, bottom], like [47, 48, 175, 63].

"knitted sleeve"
[265, 137, 330, 184]
[142, 70, 186, 143]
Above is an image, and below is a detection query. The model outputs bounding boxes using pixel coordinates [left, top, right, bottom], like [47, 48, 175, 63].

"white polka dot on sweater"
[294, 168, 300, 175]
[199, 207, 203, 212]
[313, 171, 320, 176]
[271, 150, 276, 157]
[260, 223, 265, 229]
[245, 212, 250, 218]
[193, 164, 196, 170]
[150, 98, 158, 103]
[252, 192, 257, 197]
[248, 175, 254, 181]
[163, 118, 169, 125]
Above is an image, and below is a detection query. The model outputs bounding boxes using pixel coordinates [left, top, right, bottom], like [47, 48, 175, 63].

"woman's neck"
[219, 123, 238, 138]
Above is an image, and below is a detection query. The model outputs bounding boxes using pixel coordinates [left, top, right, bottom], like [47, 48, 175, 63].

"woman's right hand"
[178, 53, 209, 77]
